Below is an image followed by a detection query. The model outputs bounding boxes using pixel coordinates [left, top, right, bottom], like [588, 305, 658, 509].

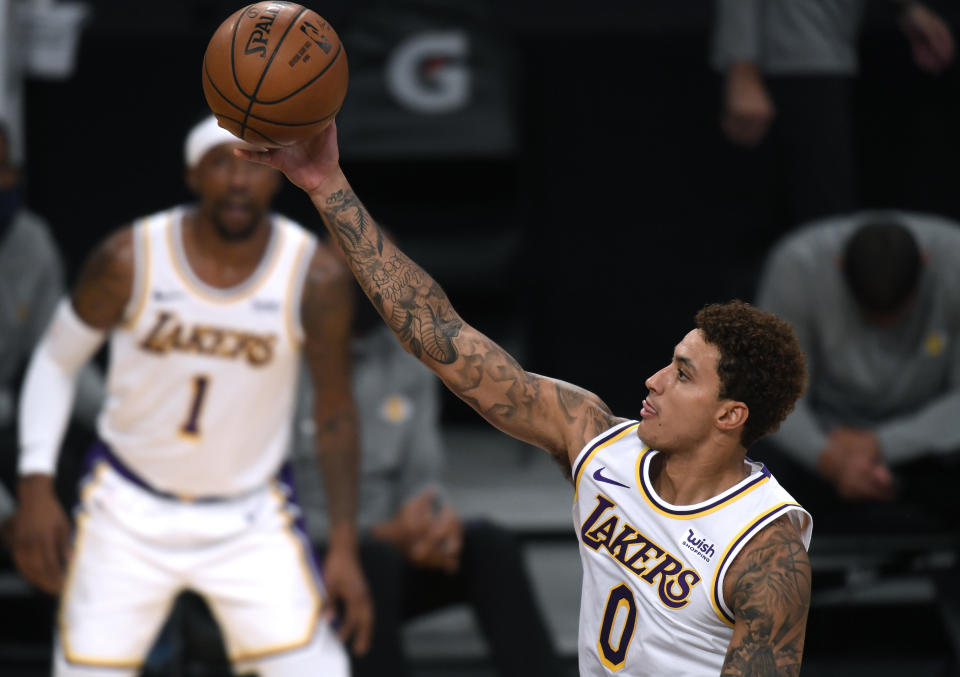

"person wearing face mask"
[0, 121, 102, 544]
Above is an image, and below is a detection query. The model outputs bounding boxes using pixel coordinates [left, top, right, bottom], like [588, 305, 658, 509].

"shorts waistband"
[84, 440, 253, 504]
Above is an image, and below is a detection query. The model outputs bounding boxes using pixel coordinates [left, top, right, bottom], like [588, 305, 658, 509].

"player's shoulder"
[726, 513, 810, 594]
[554, 379, 633, 451]
[85, 224, 137, 272]
[298, 236, 352, 329]
[71, 223, 138, 328]
[720, 513, 811, 673]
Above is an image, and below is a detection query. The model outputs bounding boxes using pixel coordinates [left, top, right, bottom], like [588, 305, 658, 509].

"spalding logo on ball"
[202, 1, 348, 147]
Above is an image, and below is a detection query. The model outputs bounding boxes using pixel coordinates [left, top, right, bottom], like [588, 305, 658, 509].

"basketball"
[202, 2, 348, 147]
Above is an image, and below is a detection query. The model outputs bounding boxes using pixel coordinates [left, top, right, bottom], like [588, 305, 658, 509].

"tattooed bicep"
[554, 379, 622, 439]
[721, 515, 811, 677]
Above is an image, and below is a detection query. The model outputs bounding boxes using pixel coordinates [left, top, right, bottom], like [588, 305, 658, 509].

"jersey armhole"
[120, 221, 151, 328]
[571, 419, 640, 495]
[711, 503, 811, 627]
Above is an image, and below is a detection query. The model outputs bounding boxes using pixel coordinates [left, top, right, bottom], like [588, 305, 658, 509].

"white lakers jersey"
[97, 206, 317, 497]
[572, 420, 812, 676]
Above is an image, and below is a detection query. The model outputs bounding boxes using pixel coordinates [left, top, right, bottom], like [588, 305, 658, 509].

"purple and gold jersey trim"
[573, 421, 642, 498]
[636, 450, 771, 520]
[283, 234, 314, 349]
[121, 217, 157, 329]
[710, 501, 803, 626]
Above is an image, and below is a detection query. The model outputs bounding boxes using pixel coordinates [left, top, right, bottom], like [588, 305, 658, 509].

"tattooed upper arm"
[433, 324, 623, 479]
[720, 515, 811, 677]
[71, 227, 135, 330]
[552, 378, 626, 475]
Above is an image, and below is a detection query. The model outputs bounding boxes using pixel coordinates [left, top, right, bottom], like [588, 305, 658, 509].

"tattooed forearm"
[721, 517, 810, 677]
[371, 254, 420, 302]
[314, 176, 613, 465]
[325, 188, 370, 250]
[320, 188, 463, 365]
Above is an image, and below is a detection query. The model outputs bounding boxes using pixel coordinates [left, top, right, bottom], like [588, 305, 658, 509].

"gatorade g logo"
[386, 31, 470, 114]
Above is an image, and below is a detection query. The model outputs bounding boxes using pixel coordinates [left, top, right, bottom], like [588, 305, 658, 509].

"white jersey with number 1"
[572, 420, 812, 676]
[98, 205, 316, 498]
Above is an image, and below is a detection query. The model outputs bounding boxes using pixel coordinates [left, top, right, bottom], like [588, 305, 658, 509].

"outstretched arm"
[238, 125, 624, 478]
[720, 516, 811, 676]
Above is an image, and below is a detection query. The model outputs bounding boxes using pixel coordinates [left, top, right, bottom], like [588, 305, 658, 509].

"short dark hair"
[843, 221, 920, 314]
[695, 300, 806, 449]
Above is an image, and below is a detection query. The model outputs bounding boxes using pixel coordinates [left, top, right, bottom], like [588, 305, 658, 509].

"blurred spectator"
[292, 289, 564, 677]
[755, 211, 960, 525]
[0, 120, 101, 543]
[0, 477, 12, 548]
[710, 0, 955, 299]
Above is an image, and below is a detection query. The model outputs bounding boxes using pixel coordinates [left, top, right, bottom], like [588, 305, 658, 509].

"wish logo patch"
[681, 529, 716, 563]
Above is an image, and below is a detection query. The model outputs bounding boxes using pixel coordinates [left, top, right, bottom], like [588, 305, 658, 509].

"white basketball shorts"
[56, 459, 346, 674]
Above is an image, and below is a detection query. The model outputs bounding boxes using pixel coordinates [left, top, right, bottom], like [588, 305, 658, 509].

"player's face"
[189, 143, 282, 241]
[638, 329, 725, 453]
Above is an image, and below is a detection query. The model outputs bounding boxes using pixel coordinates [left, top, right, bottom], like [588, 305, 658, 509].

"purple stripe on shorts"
[274, 462, 325, 581]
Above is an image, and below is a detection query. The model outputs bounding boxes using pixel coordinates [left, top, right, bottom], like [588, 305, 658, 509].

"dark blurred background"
[19, 0, 959, 421]
[4, 0, 960, 675]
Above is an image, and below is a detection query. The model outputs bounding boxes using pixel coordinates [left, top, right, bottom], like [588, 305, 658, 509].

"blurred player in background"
[10, 116, 371, 677]
[241, 124, 814, 676]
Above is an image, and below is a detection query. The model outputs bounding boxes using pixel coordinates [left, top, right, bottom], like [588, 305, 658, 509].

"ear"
[715, 400, 748, 434]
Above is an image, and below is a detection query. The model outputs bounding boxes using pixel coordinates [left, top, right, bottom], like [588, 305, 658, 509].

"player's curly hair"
[695, 300, 806, 449]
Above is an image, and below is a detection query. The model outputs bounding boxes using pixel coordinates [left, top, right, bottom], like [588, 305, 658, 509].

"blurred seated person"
[0, 483, 12, 548]
[0, 120, 102, 539]
[291, 282, 564, 677]
[710, 0, 954, 300]
[755, 211, 960, 527]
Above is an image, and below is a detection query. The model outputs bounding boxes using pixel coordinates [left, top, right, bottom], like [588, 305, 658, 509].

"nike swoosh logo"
[593, 467, 629, 488]
[152, 290, 184, 302]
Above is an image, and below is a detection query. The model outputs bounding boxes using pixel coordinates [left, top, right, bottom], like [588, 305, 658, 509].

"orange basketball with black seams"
[202, 1, 348, 147]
